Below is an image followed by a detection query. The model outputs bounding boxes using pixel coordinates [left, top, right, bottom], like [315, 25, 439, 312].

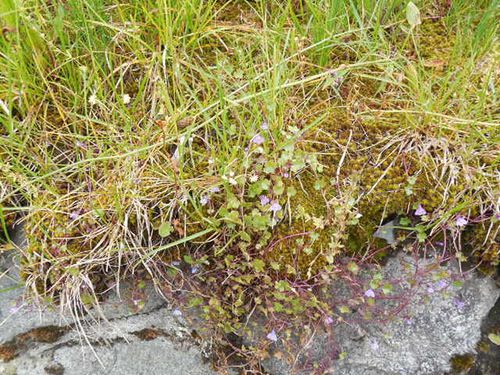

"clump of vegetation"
[0, 0, 498, 371]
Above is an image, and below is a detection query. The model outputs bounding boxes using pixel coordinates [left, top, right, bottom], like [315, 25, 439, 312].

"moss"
[0, 326, 67, 364]
[276, 90, 492, 272]
[463, 218, 499, 267]
[22, 181, 140, 296]
[268, 174, 347, 276]
[132, 328, 162, 341]
[450, 353, 475, 373]
[19, 326, 67, 344]
[415, 19, 455, 65]
[0, 343, 18, 362]
[44, 362, 65, 375]
[215, 1, 261, 27]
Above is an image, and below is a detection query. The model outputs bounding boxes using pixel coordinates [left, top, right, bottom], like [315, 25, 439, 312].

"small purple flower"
[324, 316, 334, 325]
[283, 172, 290, 178]
[270, 201, 282, 213]
[266, 329, 278, 342]
[76, 140, 87, 148]
[260, 195, 270, 206]
[191, 266, 200, 274]
[171, 260, 181, 266]
[172, 309, 183, 317]
[200, 195, 210, 206]
[261, 121, 269, 131]
[211, 186, 221, 193]
[456, 215, 468, 227]
[453, 298, 465, 310]
[69, 211, 80, 220]
[436, 280, 448, 290]
[9, 305, 21, 314]
[427, 287, 435, 294]
[364, 289, 375, 298]
[251, 134, 265, 145]
[415, 204, 427, 216]
[495, 213, 500, 220]
[369, 338, 379, 351]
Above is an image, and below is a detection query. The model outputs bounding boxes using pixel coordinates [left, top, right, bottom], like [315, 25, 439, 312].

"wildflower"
[9, 305, 21, 315]
[324, 316, 334, 325]
[211, 186, 220, 193]
[261, 121, 269, 130]
[369, 338, 379, 351]
[415, 204, 427, 216]
[191, 266, 200, 274]
[251, 134, 265, 145]
[249, 174, 259, 183]
[122, 93, 131, 104]
[89, 94, 98, 105]
[200, 196, 210, 206]
[172, 309, 182, 317]
[266, 329, 278, 342]
[427, 286, 435, 294]
[270, 201, 282, 213]
[283, 172, 290, 178]
[208, 158, 214, 165]
[260, 195, 270, 206]
[436, 280, 448, 290]
[69, 211, 80, 221]
[456, 215, 468, 227]
[76, 140, 87, 148]
[364, 289, 375, 298]
[171, 260, 181, 266]
[453, 298, 465, 310]
[228, 177, 238, 186]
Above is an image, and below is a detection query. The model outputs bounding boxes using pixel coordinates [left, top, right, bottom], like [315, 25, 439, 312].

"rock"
[333, 273, 497, 375]
[0, 227, 216, 375]
[465, 294, 500, 375]
[2, 225, 498, 374]
[255, 253, 499, 375]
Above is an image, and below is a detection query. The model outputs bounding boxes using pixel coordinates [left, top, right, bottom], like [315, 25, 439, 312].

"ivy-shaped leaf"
[159, 222, 173, 238]
[252, 258, 265, 273]
[488, 333, 500, 345]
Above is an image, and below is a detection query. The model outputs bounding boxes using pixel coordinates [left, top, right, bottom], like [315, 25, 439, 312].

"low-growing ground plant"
[0, 0, 498, 372]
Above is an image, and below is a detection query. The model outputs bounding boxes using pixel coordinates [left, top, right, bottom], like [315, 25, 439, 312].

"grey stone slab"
[256, 254, 499, 375]
[1, 227, 215, 375]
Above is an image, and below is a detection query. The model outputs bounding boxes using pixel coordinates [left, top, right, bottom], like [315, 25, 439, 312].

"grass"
[0, 0, 498, 371]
